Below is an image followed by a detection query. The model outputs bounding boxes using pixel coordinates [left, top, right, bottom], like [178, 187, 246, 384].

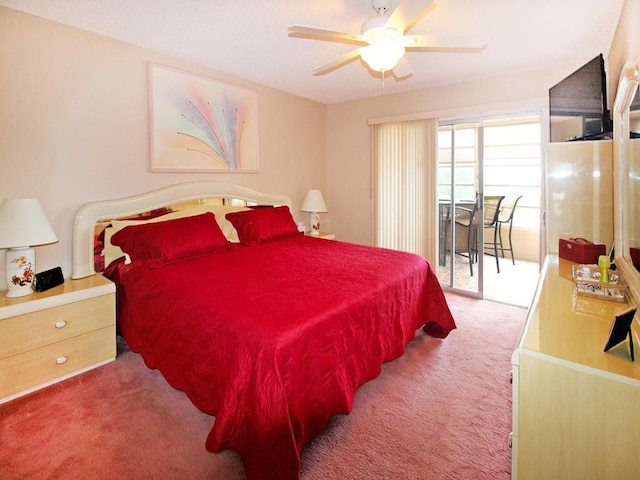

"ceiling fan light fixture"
[360, 35, 405, 72]
[360, 25, 405, 72]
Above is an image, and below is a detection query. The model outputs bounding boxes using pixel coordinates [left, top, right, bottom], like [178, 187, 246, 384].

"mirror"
[630, 107, 640, 271]
[613, 57, 640, 303]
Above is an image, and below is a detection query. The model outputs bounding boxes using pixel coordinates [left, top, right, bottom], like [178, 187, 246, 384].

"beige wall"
[608, 0, 640, 99]
[0, 7, 326, 286]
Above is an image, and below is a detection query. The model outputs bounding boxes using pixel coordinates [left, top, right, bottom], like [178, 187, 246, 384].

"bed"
[72, 181, 456, 480]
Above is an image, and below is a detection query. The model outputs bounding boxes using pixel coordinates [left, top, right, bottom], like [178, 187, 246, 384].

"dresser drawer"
[0, 326, 115, 399]
[0, 294, 114, 360]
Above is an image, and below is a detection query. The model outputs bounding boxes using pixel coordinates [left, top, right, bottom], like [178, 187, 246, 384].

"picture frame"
[148, 63, 259, 173]
[604, 306, 637, 361]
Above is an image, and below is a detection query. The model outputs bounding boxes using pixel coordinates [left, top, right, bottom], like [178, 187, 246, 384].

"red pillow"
[225, 206, 301, 245]
[110, 212, 229, 264]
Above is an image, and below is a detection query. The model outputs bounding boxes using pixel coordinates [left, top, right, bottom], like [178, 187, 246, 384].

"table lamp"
[0, 199, 58, 297]
[300, 190, 328, 236]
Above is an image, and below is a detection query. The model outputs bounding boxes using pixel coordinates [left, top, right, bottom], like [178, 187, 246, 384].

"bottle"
[598, 255, 610, 283]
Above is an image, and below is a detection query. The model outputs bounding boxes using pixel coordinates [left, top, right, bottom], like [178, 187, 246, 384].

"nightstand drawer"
[0, 326, 115, 399]
[0, 294, 114, 360]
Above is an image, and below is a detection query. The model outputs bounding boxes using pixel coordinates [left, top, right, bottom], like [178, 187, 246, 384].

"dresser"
[0, 274, 116, 403]
[511, 255, 640, 479]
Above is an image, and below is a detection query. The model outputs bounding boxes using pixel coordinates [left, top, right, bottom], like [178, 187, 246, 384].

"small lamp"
[0, 199, 58, 297]
[300, 190, 328, 236]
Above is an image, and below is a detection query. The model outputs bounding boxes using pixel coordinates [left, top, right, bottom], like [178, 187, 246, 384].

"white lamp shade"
[0, 199, 58, 248]
[300, 190, 328, 213]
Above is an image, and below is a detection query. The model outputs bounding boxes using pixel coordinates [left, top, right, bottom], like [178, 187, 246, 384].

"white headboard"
[72, 181, 292, 279]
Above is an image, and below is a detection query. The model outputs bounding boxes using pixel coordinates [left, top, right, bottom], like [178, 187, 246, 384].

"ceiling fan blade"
[392, 57, 414, 79]
[288, 25, 367, 46]
[312, 49, 362, 75]
[386, 0, 436, 34]
[405, 34, 487, 52]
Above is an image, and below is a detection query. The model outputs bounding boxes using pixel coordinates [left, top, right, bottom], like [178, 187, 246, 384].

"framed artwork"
[148, 63, 259, 173]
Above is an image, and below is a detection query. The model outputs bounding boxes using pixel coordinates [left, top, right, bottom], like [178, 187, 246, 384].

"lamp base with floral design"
[308, 212, 321, 236]
[5, 246, 35, 297]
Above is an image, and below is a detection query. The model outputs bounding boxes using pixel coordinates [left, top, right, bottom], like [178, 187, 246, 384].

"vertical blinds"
[373, 118, 437, 263]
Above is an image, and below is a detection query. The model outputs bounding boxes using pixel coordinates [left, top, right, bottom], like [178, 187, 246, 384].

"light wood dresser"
[0, 274, 115, 403]
[511, 255, 640, 479]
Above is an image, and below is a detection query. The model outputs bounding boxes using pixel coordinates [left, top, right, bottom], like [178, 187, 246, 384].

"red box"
[559, 237, 606, 264]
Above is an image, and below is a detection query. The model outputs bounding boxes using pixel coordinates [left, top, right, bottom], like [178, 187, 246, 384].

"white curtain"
[373, 118, 437, 264]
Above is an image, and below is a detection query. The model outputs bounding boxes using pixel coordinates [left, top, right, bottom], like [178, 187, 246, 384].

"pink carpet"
[0, 292, 525, 479]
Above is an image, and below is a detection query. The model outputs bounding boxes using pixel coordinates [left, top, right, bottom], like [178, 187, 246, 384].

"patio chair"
[496, 195, 523, 266]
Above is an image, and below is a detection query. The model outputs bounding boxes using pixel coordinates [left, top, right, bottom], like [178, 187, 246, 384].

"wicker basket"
[572, 264, 627, 302]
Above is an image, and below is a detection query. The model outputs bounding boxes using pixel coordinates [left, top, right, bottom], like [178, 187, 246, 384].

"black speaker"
[33, 266, 64, 292]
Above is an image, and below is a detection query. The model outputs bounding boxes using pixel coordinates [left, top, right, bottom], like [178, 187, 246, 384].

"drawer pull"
[508, 432, 513, 449]
[54, 321, 67, 329]
[56, 356, 68, 365]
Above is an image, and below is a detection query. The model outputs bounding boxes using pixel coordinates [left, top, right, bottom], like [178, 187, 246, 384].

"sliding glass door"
[437, 123, 483, 295]
[437, 114, 542, 302]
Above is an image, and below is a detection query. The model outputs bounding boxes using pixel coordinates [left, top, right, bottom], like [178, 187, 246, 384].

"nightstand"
[306, 232, 335, 240]
[0, 274, 116, 403]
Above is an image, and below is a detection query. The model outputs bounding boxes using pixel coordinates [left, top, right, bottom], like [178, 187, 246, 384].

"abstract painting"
[149, 63, 258, 172]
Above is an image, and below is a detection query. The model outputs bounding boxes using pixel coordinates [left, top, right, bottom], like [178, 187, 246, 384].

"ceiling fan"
[289, 0, 487, 79]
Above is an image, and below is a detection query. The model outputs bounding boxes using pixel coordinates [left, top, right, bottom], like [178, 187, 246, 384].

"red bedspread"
[106, 235, 455, 479]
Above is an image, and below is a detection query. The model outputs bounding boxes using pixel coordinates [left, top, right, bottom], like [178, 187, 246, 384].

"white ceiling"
[0, 0, 626, 104]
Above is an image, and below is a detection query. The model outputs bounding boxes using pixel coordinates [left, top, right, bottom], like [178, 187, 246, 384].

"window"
[437, 124, 477, 203]
[483, 117, 541, 230]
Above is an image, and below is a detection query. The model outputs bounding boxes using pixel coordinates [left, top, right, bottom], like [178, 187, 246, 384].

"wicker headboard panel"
[72, 181, 292, 279]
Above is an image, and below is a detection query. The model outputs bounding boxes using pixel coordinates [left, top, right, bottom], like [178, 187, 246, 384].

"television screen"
[549, 54, 610, 142]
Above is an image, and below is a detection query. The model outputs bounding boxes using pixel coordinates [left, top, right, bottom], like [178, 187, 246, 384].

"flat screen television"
[549, 54, 611, 142]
